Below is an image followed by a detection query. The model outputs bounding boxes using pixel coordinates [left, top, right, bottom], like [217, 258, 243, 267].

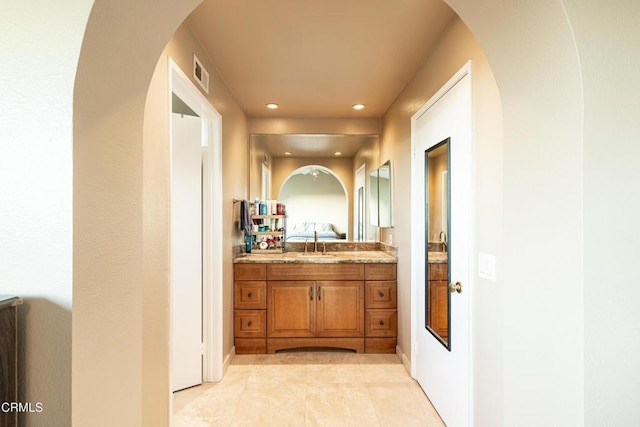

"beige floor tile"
[307, 350, 361, 365]
[229, 354, 257, 365]
[173, 351, 445, 426]
[232, 382, 307, 426]
[305, 383, 380, 426]
[357, 353, 402, 365]
[306, 363, 365, 384]
[246, 363, 308, 386]
[367, 382, 445, 426]
[253, 351, 309, 365]
[359, 363, 415, 383]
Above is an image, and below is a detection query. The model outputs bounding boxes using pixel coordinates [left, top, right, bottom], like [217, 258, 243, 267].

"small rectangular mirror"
[378, 160, 392, 228]
[369, 160, 393, 228]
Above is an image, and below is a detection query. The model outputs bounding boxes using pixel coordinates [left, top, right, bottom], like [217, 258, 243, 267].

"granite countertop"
[428, 252, 448, 264]
[234, 250, 397, 264]
[0, 296, 23, 310]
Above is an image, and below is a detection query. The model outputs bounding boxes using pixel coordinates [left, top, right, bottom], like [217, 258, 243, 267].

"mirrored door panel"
[425, 138, 450, 348]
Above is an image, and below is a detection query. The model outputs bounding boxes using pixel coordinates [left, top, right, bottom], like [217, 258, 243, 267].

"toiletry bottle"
[245, 234, 252, 253]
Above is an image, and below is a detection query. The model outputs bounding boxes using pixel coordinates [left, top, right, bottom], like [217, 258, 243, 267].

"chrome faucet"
[439, 230, 448, 253]
[314, 230, 319, 253]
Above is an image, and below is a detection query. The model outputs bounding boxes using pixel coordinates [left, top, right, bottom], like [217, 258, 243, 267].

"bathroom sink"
[288, 252, 335, 258]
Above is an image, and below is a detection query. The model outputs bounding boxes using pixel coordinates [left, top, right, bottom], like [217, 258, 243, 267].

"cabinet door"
[267, 281, 315, 337]
[430, 280, 449, 341]
[316, 281, 365, 337]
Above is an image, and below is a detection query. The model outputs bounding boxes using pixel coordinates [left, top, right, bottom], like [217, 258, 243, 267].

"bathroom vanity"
[233, 251, 397, 354]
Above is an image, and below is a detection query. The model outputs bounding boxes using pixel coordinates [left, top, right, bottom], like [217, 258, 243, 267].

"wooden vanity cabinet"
[267, 280, 364, 338]
[234, 262, 397, 354]
[364, 264, 398, 353]
[234, 264, 267, 353]
[428, 262, 449, 341]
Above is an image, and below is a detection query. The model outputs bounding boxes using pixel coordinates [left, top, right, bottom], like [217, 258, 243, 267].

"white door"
[171, 110, 203, 391]
[411, 64, 472, 426]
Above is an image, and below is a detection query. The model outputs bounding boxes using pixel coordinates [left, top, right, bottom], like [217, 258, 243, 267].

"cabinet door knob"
[379, 320, 385, 326]
[247, 292, 253, 298]
[247, 321, 252, 327]
[378, 291, 385, 298]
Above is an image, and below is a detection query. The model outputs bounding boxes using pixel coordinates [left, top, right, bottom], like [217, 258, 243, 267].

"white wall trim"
[169, 58, 224, 387]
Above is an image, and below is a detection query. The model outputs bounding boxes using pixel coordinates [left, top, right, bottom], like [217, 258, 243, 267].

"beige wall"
[381, 15, 504, 425]
[74, 2, 245, 424]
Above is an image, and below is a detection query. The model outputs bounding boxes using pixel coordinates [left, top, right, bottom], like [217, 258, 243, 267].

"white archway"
[71, 1, 598, 425]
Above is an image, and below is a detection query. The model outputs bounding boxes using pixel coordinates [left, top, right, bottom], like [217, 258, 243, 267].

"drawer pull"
[247, 292, 253, 298]
[379, 320, 385, 326]
[378, 291, 385, 297]
[247, 321, 252, 327]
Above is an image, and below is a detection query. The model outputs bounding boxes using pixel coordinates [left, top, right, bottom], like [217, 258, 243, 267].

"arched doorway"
[279, 165, 349, 240]
[73, 1, 585, 425]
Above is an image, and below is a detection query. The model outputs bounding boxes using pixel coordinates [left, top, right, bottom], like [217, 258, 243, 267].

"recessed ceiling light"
[284, 151, 292, 155]
[266, 103, 279, 109]
[352, 104, 365, 110]
[334, 151, 342, 156]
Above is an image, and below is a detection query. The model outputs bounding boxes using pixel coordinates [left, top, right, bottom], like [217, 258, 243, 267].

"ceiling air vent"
[193, 54, 209, 94]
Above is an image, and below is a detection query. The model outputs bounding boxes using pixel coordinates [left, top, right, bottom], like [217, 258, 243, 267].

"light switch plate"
[478, 252, 496, 282]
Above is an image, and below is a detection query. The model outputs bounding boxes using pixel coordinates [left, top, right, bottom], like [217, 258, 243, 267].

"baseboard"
[396, 344, 411, 375]
[223, 346, 236, 374]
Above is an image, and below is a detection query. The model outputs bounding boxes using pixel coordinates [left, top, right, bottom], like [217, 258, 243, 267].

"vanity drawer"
[234, 310, 266, 338]
[365, 281, 397, 309]
[235, 263, 266, 281]
[365, 309, 397, 337]
[364, 263, 397, 281]
[234, 281, 266, 309]
[429, 263, 447, 280]
[266, 263, 364, 281]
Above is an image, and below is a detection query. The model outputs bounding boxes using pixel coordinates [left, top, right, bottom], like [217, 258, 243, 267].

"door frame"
[354, 163, 366, 241]
[169, 58, 224, 385]
[410, 61, 475, 420]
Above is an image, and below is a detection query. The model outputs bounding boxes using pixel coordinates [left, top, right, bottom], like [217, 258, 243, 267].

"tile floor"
[173, 350, 445, 426]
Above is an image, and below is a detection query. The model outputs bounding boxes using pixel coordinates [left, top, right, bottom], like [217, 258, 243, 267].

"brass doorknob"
[448, 282, 462, 293]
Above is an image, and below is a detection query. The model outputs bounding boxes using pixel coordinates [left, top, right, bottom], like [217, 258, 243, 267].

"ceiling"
[252, 133, 378, 158]
[186, 0, 455, 119]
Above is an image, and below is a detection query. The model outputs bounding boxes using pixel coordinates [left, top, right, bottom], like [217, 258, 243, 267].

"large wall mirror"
[249, 134, 380, 242]
[425, 138, 450, 348]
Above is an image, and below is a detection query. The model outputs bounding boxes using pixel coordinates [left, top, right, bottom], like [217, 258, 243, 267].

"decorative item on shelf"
[249, 208, 287, 253]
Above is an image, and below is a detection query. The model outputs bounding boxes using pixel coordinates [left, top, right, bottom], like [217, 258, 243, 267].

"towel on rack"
[240, 199, 252, 236]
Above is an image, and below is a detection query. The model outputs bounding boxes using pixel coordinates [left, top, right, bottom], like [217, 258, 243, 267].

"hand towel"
[240, 199, 252, 236]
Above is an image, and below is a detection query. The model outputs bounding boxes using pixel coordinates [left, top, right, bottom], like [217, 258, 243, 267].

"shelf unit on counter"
[250, 214, 286, 254]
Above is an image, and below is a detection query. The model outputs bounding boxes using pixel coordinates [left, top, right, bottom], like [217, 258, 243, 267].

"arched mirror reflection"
[425, 138, 450, 348]
[279, 165, 348, 241]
